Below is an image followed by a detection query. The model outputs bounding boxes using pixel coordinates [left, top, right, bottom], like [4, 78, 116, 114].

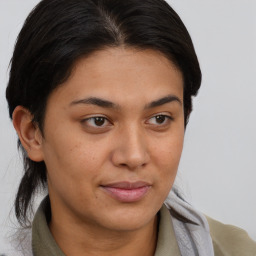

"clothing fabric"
[164, 189, 214, 255]
[9, 192, 256, 256]
[207, 216, 256, 255]
[31, 190, 215, 256]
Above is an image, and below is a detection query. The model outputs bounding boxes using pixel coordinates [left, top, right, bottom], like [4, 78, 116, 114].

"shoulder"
[206, 216, 256, 256]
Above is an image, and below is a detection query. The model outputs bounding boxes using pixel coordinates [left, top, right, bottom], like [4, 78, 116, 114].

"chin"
[98, 203, 159, 232]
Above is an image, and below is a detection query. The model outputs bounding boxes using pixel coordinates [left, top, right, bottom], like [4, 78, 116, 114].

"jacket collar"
[32, 196, 180, 255]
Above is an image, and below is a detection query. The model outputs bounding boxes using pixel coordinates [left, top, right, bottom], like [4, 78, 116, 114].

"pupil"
[94, 117, 105, 126]
[156, 115, 165, 124]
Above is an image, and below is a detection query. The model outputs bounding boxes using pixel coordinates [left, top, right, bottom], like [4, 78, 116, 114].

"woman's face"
[40, 47, 184, 232]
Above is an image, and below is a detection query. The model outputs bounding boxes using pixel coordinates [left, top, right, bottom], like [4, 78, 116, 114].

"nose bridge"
[111, 123, 149, 169]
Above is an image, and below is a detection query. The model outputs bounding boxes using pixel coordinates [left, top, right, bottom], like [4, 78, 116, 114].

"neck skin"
[49, 205, 158, 256]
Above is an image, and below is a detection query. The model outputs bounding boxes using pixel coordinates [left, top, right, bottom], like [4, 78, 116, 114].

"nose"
[111, 126, 150, 170]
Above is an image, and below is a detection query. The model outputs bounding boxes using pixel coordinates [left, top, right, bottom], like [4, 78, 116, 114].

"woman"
[5, 0, 256, 255]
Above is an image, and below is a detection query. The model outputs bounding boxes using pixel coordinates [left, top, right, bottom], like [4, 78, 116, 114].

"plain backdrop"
[0, 0, 255, 253]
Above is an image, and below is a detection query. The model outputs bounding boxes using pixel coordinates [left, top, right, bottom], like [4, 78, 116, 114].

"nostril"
[118, 161, 148, 170]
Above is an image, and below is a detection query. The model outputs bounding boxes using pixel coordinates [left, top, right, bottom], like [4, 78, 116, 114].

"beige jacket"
[207, 216, 256, 256]
[154, 206, 256, 256]
[11, 198, 256, 255]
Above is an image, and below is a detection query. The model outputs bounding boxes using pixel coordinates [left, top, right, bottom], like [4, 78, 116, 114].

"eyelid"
[146, 113, 174, 125]
[80, 112, 173, 132]
[81, 115, 112, 128]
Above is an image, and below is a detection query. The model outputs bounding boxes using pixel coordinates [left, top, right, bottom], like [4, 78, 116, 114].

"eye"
[82, 116, 111, 128]
[147, 114, 173, 126]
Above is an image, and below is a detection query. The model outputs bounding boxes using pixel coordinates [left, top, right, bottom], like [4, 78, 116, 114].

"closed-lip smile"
[100, 181, 151, 202]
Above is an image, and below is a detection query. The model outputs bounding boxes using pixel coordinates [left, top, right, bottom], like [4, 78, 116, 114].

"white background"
[0, 0, 255, 253]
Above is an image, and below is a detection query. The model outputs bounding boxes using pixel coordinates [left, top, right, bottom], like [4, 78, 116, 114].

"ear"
[12, 106, 44, 162]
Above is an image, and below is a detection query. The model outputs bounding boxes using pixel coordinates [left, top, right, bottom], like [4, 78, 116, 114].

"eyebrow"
[70, 97, 118, 108]
[70, 94, 182, 109]
[144, 95, 182, 109]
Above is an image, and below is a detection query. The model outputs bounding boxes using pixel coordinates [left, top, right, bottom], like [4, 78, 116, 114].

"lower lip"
[101, 186, 150, 202]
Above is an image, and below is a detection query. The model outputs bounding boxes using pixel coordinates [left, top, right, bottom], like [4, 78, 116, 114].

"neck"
[49, 208, 158, 256]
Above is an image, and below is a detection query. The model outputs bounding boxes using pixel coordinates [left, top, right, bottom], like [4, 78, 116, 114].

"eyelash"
[82, 116, 111, 128]
[146, 114, 173, 126]
[81, 114, 173, 131]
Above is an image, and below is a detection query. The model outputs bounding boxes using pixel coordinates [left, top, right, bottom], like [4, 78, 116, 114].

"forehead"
[72, 47, 182, 84]
[47, 47, 184, 108]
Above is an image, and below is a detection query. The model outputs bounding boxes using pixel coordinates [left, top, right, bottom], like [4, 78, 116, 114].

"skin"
[13, 47, 184, 256]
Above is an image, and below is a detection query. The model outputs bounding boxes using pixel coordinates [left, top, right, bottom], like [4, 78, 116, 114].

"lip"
[101, 181, 151, 202]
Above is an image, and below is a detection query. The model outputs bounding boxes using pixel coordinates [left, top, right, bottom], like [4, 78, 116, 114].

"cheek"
[42, 128, 113, 198]
[152, 130, 184, 185]
[153, 130, 184, 164]
[43, 136, 102, 206]
[43, 138, 102, 176]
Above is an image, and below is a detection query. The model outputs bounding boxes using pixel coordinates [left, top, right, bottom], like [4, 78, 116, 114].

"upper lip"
[101, 181, 151, 189]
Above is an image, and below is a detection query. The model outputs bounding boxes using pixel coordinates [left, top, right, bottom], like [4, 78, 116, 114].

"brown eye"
[147, 114, 173, 126]
[94, 117, 105, 126]
[83, 116, 110, 128]
[155, 115, 166, 124]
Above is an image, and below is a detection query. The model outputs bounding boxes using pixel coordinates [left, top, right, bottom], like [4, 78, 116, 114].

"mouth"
[100, 181, 151, 203]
